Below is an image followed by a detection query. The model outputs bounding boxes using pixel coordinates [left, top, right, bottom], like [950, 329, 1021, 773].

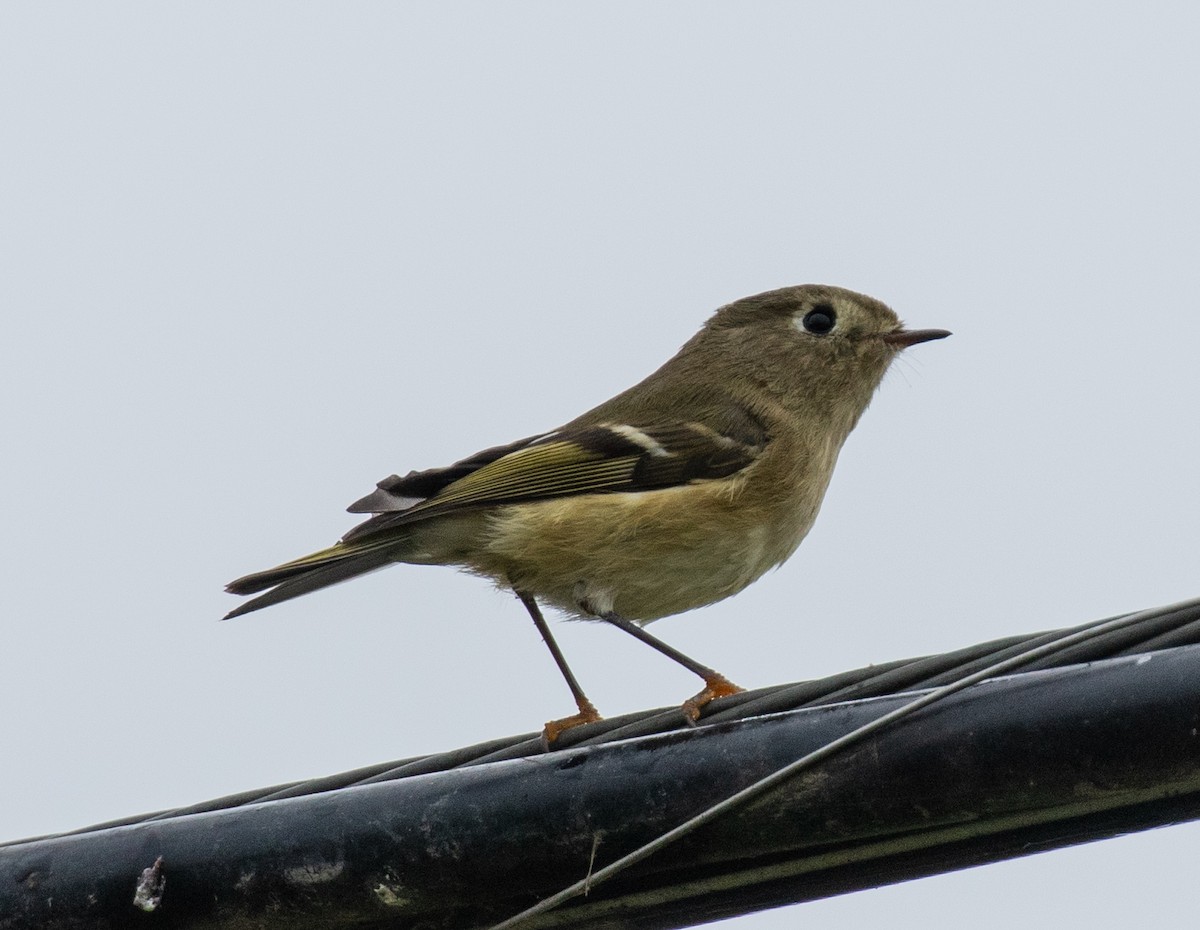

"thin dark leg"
[598, 611, 722, 679]
[516, 590, 602, 742]
[517, 590, 593, 710]
[599, 610, 744, 721]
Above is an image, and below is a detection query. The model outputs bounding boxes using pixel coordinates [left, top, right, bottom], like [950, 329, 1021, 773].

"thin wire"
[483, 601, 1176, 930]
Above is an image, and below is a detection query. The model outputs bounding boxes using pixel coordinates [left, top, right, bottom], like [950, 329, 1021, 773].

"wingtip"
[346, 489, 386, 513]
[347, 487, 425, 514]
[223, 577, 260, 597]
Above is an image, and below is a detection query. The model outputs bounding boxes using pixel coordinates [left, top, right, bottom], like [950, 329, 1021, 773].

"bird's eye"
[801, 305, 836, 335]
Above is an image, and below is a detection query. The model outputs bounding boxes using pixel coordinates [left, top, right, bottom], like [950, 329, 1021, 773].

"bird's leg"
[598, 611, 744, 722]
[515, 590, 603, 744]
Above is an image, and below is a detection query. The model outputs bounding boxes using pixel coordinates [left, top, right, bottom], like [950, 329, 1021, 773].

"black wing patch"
[346, 432, 548, 513]
[339, 421, 766, 545]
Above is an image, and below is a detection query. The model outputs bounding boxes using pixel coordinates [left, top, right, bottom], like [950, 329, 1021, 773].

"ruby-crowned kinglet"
[226, 285, 949, 741]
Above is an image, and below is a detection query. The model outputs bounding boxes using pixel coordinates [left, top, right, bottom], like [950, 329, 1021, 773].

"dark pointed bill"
[882, 327, 952, 348]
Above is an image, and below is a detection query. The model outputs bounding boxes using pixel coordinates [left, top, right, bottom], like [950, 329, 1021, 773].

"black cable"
[6, 595, 1199, 849]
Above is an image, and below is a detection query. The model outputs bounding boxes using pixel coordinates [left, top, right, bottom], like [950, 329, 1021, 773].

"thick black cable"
[483, 598, 1197, 930]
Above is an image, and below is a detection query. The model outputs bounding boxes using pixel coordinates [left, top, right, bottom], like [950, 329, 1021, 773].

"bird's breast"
[466, 437, 839, 622]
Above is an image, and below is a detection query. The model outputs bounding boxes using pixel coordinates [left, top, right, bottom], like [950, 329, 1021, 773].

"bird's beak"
[882, 327, 952, 348]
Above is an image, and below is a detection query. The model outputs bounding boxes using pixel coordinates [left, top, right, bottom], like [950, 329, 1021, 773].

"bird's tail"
[223, 542, 398, 620]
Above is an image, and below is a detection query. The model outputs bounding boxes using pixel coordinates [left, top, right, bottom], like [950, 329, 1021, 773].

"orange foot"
[541, 698, 604, 747]
[680, 673, 744, 724]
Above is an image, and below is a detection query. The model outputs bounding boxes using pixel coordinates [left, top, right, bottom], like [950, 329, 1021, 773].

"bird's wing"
[223, 420, 765, 617]
[346, 432, 549, 512]
[339, 421, 765, 544]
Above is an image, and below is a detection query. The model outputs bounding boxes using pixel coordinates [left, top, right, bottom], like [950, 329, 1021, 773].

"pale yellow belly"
[462, 481, 811, 622]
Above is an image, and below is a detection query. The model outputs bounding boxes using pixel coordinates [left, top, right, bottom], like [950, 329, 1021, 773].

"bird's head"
[699, 283, 950, 421]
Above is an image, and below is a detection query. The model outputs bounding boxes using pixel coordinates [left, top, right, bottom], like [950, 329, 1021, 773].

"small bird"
[225, 285, 949, 742]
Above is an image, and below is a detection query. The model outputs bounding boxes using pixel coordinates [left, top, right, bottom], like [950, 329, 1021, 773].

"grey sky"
[2, 3, 1198, 927]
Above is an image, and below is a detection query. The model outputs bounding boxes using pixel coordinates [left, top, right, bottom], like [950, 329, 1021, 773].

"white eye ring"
[794, 306, 837, 336]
